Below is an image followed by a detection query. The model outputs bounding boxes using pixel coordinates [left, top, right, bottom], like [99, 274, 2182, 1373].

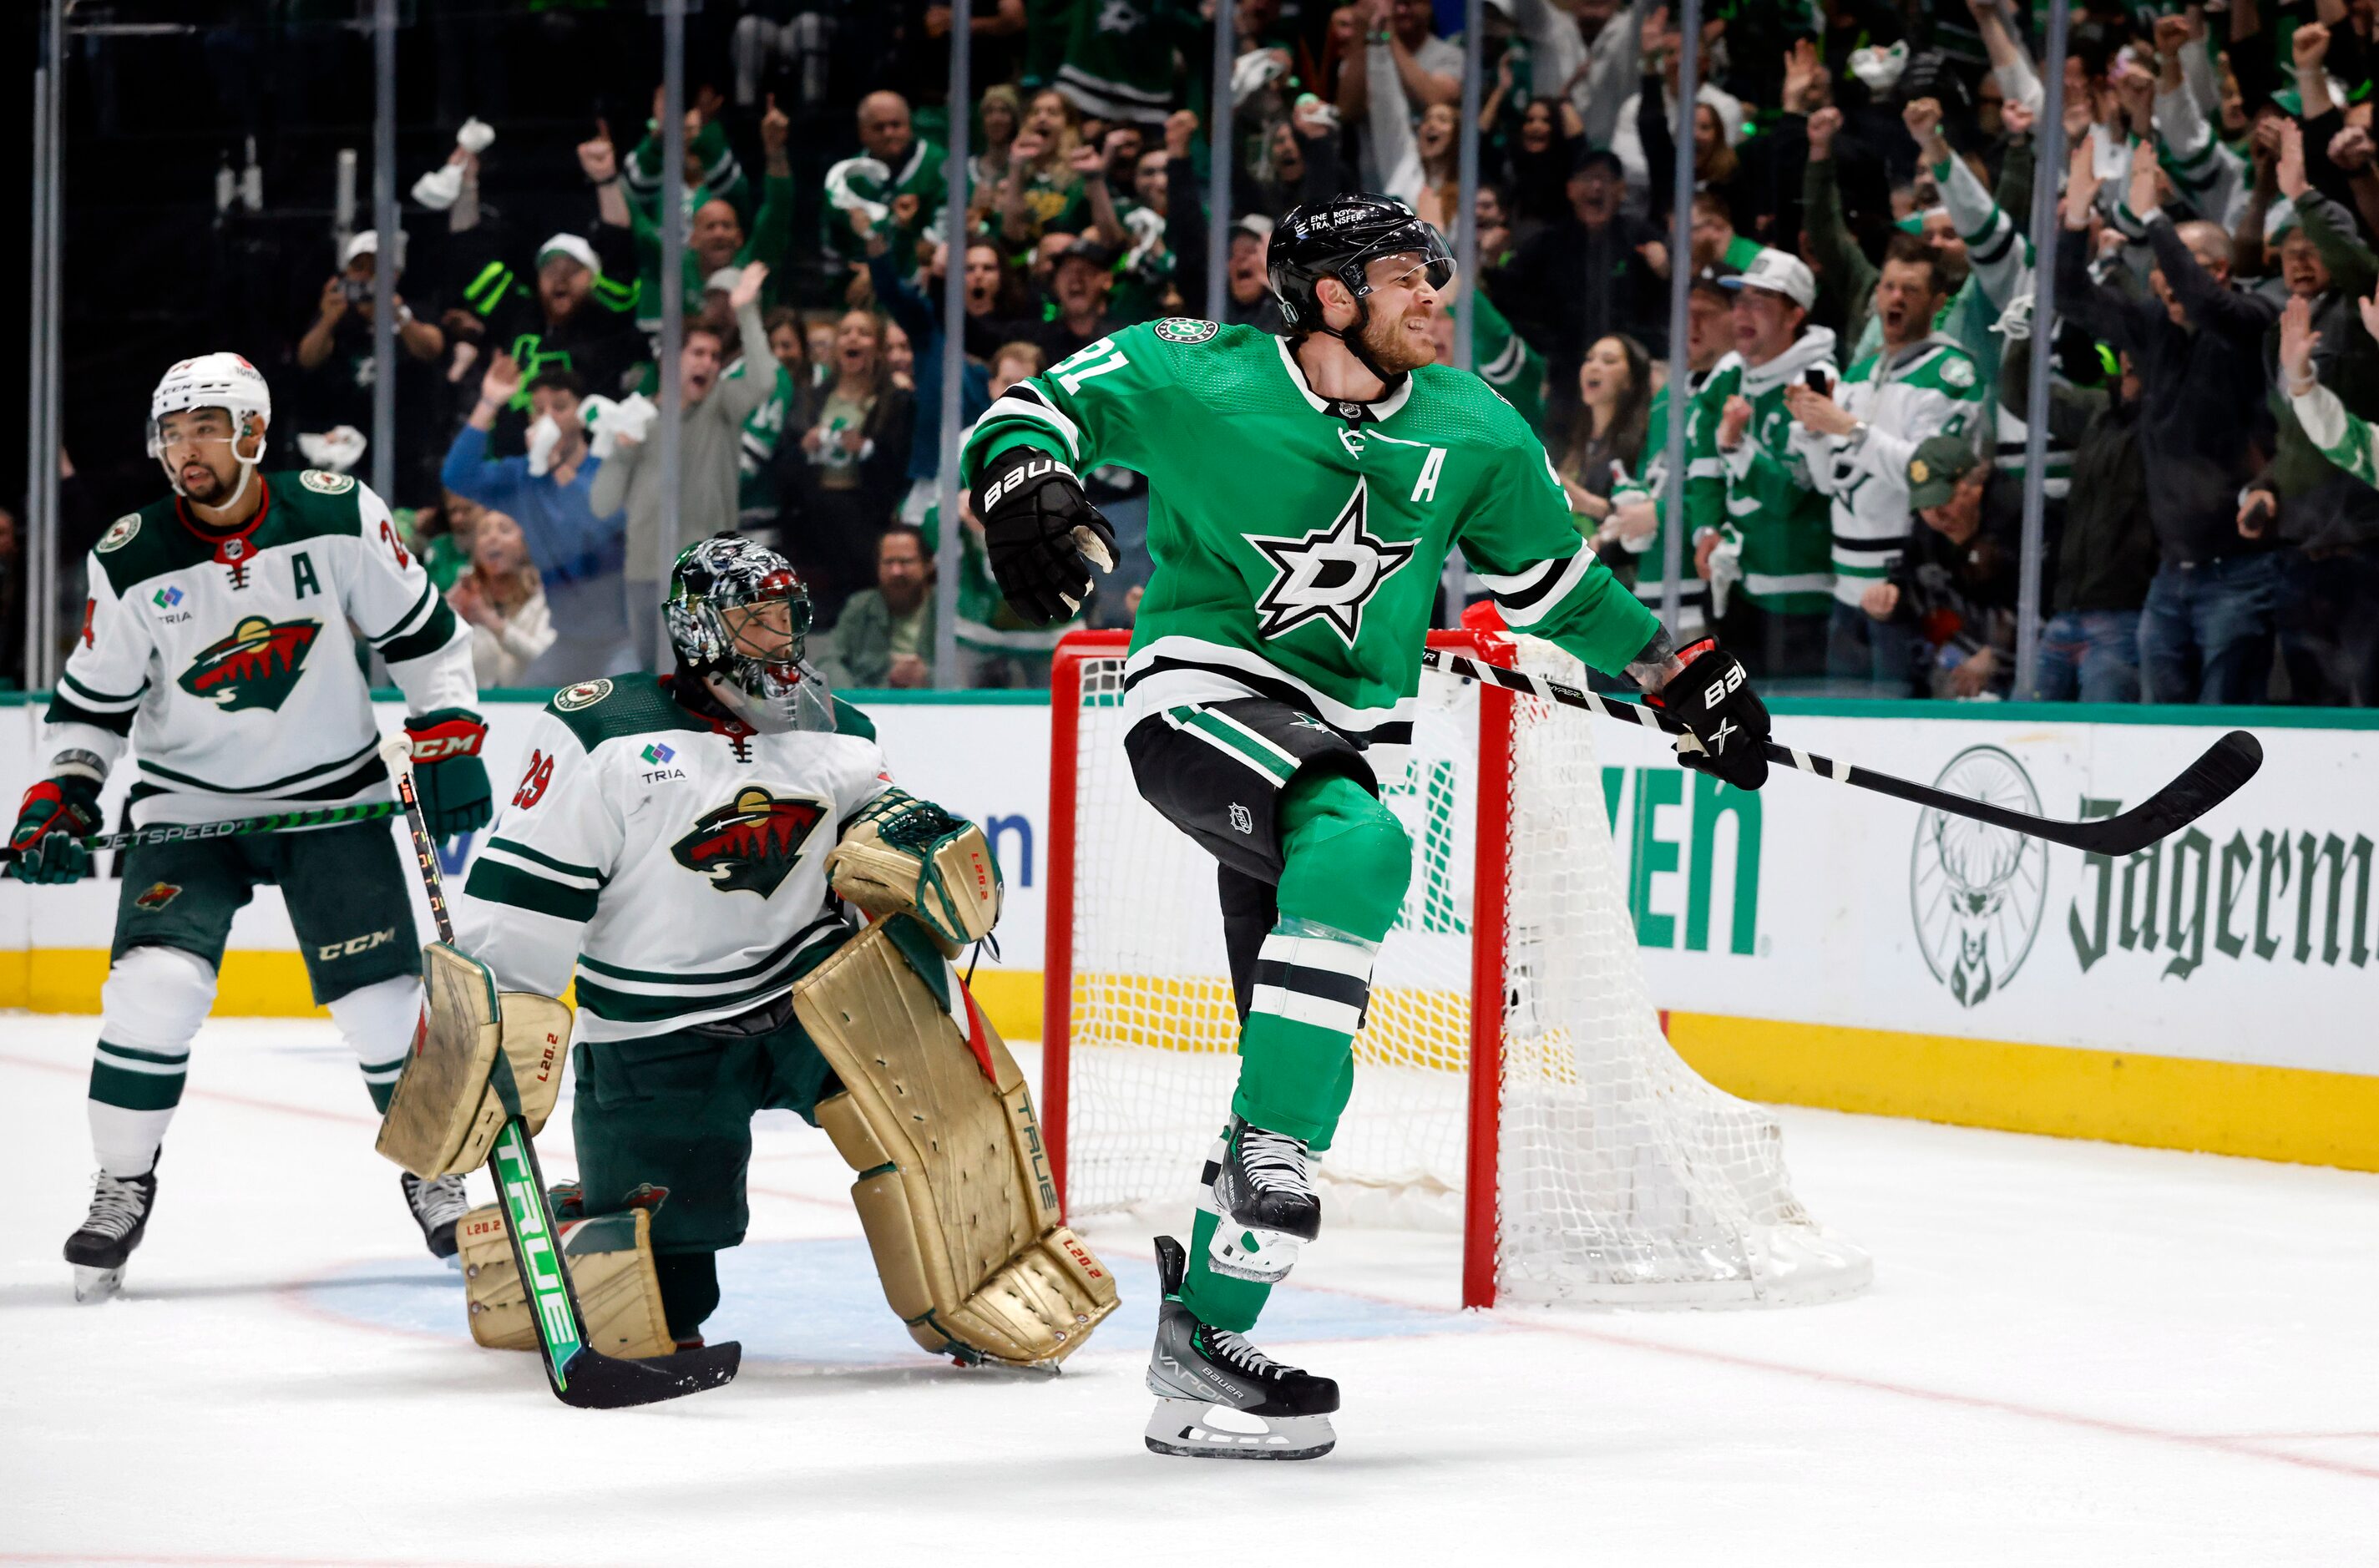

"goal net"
[1045, 630, 1870, 1308]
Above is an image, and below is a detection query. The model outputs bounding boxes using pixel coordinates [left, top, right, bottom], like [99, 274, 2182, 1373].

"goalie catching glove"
[827, 790, 1002, 954]
[1647, 639, 1770, 792]
[971, 444, 1116, 625]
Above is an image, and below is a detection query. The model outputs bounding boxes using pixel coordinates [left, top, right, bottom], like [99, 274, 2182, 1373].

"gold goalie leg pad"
[458, 1202, 675, 1360]
[377, 943, 572, 1180]
[797, 918, 1120, 1368]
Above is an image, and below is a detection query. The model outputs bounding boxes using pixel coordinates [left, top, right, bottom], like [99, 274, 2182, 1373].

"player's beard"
[1358, 303, 1440, 377]
[179, 463, 235, 505]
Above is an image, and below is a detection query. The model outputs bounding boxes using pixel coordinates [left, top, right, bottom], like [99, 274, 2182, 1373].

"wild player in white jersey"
[7, 353, 493, 1300]
[964, 195, 1777, 1459]
[443, 537, 1115, 1361]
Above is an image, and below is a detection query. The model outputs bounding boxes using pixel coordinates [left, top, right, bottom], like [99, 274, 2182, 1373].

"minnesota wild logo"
[178, 615, 321, 711]
[669, 786, 828, 898]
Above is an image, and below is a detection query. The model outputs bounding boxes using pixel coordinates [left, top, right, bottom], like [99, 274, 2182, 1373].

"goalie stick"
[381, 738, 741, 1409]
[0, 801, 402, 866]
[1419, 647, 2263, 858]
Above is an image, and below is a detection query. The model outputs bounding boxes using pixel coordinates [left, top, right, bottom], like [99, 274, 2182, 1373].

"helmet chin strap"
[1314, 292, 1407, 404]
[159, 418, 264, 513]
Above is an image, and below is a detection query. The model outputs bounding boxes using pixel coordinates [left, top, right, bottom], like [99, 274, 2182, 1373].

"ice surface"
[2, 1013, 2373, 1565]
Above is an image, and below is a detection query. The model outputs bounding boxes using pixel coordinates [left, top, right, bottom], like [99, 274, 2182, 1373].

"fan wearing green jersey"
[961, 194, 1774, 1461]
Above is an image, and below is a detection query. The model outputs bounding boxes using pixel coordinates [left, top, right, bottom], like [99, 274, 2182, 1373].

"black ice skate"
[1144, 1234, 1338, 1460]
[1202, 1115, 1320, 1283]
[400, 1171, 470, 1262]
[64, 1168, 159, 1303]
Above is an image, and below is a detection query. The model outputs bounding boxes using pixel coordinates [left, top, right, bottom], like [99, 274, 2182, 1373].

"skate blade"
[73, 1265, 124, 1304]
[1207, 1224, 1303, 1283]
[1142, 1399, 1334, 1461]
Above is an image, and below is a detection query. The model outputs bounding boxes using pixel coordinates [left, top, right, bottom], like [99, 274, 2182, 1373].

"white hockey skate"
[64, 1167, 159, 1304]
[1143, 1235, 1338, 1460]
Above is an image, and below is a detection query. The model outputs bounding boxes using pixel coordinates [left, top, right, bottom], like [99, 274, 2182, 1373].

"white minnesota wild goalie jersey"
[45, 469, 474, 824]
[450, 675, 892, 1042]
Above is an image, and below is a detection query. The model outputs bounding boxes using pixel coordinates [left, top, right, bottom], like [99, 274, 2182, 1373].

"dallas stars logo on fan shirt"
[177, 615, 322, 712]
[1245, 479, 1415, 645]
[669, 787, 828, 898]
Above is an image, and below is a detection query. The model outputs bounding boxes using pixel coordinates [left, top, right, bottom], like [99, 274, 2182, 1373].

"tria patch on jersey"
[133, 881, 184, 910]
[98, 515, 142, 554]
[1245, 478, 1417, 645]
[554, 678, 614, 712]
[669, 786, 829, 898]
[300, 469, 357, 495]
[1152, 317, 1218, 344]
[176, 615, 321, 712]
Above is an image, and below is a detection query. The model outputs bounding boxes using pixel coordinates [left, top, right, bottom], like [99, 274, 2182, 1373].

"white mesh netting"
[1059, 635, 1870, 1307]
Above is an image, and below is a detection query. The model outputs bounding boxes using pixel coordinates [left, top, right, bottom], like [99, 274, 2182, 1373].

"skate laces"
[409, 1173, 471, 1227]
[1202, 1326, 1288, 1379]
[1237, 1126, 1314, 1200]
[81, 1173, 149, 1240]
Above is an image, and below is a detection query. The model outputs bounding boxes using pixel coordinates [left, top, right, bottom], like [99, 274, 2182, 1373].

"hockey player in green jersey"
[961, 194, 1774, 1459]
[7, 353, 494, 1300]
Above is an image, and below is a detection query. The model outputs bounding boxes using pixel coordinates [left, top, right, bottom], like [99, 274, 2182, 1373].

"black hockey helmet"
[1267, 193, 1455, 338]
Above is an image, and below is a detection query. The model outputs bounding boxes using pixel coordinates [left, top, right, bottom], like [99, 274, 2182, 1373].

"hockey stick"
[381, 739, 741, 1409]
[0, 801, 404, 866]
[1419, 647, 2263, 858]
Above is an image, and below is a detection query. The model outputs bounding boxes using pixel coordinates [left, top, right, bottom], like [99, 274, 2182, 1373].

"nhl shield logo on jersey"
[176, 615, 321, 712]
[553, 678, 614, 712]
[669, 787, 828, 898]
[1245, 479, 1417, 645]
[1152, 317, 1219, 345]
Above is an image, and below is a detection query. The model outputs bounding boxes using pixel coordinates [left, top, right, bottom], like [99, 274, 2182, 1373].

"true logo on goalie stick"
[1910, 746, 2048, 1008]
[670, 786, 828, 898]
[1244, 479, 1416, 646]
[176, 615, 321, 712]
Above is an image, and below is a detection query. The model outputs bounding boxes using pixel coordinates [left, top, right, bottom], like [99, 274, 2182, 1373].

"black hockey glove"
[972, 444, 1116, 625]
[1647, 639, 1770, 792]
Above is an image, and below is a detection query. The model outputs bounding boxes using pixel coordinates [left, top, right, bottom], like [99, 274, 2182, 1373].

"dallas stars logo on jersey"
[1245, 480, 1416, 645]
[177, 615, 322, 712]
[669, 787, 828, 898]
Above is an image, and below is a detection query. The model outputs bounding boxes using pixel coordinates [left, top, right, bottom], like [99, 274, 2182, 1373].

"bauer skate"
[400, 1171, 470, 1262]
[64, 1167, 159, 1303]
[1203, 1115, 1320, 1283]
[1144, 1234, 1338, 1460]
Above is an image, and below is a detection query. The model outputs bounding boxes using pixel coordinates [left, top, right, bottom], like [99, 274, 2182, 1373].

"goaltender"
[433, 535, 1116, 1366]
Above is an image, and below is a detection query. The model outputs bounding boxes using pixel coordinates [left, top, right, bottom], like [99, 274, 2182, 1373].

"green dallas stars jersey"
[960, 320, 1659, 754]
[44, 470, 477, 825]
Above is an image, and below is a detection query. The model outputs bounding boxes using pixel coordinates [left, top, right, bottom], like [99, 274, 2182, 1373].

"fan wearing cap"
[1698, 246, 1840, 676]
[1873, 434, 2022, 699]
[451, 201, 644, 445]
[959, 190, 1771, 1462]
[291, 230, 447, 484]
[13, 352, 494, 1299]
[1030, 236, 1126, 364]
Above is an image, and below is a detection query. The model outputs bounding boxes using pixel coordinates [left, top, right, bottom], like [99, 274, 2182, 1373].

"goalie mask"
[147, 352, 273, 507]
[664, 534, 828, 734]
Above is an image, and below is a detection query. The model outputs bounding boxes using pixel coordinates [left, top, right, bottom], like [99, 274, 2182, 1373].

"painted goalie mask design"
[663, 534, 832, 733]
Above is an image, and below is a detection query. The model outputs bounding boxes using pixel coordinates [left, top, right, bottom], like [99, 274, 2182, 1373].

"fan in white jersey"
[443, 535, 1068, 1352]
[8, 352, 493, 1301]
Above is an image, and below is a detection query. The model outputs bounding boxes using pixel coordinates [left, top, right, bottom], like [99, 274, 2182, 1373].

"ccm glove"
[403, 709, 494, 838]
[1648, 639, 1770, 792]
[972, 444, 1116, 625]
[8, 776, 102, 885]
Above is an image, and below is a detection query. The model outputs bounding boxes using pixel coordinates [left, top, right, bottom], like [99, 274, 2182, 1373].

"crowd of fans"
[18, 0, 2379, 707]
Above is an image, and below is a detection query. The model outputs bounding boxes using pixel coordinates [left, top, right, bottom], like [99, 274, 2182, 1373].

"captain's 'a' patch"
[1245, 478, 1416, 645]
